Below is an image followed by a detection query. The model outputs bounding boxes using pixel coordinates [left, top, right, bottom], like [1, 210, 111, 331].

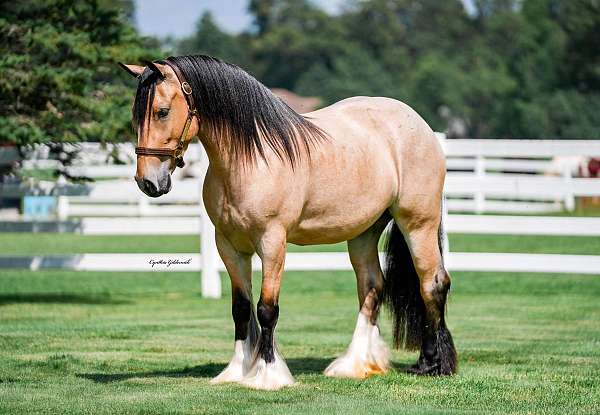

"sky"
[135, 0, 476, 39]
[135, 0, 348, 38]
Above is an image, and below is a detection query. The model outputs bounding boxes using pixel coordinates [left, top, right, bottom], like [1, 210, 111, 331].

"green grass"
[2, 233, 600, 255]
[1, 232, 599, 413]
[0, 270, 599, 414]
[0, 233, 201, 254]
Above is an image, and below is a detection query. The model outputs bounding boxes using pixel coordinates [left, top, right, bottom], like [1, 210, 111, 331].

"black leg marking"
[232, 288, 252, 341]
[408, 269, 457, 376]
[257, 299, 279, 363]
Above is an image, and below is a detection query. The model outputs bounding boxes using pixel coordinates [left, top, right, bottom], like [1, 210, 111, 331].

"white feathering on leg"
[324, 312, 390, 379]
[210, 338, 254, 384]
[240, 342, 295, 390]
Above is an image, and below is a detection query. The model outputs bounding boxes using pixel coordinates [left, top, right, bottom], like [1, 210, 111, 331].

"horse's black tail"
[382, 221, 425, 350]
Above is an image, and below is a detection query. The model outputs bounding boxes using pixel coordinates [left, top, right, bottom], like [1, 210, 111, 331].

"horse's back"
[306, 96, 445, 194]
[306, 96, 442, 163]
[287, 97, 444, 244]
[318, 97, 446, 221]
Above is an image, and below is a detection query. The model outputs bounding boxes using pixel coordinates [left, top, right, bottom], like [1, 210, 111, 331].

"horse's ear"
[118, 62, 144, 78]
[143, 60, 166, 81]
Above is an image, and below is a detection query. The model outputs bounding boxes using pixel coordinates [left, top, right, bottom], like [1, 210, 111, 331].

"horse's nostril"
[143, 179, 158, 195]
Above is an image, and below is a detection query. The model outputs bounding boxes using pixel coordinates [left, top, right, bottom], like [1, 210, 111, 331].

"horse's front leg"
[241, 226, 295, 390]
[210, 232, 258, 384]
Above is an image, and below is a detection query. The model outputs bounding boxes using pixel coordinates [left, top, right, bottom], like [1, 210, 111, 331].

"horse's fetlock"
[257, 299, 279, 329]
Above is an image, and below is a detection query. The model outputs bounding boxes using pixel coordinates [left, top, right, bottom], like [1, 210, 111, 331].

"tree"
[0, 0, 161, 147]
[177, 12, 252, 69]
[296, 48, 399, 105]
[177, 0, 600, 139]
[248, 0, 277, 35]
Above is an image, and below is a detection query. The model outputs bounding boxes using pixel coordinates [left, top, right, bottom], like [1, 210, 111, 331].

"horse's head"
[120, 61, 198, 197]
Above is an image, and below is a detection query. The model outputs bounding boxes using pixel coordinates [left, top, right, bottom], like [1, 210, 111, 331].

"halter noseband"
[135, 62, 197, 169]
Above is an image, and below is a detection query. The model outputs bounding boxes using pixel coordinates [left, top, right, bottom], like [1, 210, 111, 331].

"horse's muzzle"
[135, 174, 171, 198]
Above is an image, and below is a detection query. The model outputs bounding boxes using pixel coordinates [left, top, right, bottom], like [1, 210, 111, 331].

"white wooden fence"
[6, 138, 600, 297]
[49, 138, 600, 215]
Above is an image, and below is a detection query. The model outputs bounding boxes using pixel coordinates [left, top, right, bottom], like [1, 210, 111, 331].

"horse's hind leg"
[324, 214, 391, 379]
[394, 213, 457, 376]
[210, 232, 259, 384]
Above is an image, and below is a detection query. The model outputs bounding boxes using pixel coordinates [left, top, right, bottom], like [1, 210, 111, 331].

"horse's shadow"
[78, 357, 330, 383]
[0, 293, 128, 306]
[78, 358, 412, 383]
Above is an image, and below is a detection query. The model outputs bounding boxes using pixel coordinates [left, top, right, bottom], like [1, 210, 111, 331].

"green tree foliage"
[177, 12, 252, 68]
[0, 0, 161, 146]
[2, 0, 597, 143]
[178, 0, 599, 138]
[248, 0, 277, 35]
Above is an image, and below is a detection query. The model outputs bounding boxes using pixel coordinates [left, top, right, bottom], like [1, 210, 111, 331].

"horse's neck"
[198, 133, 249, 189]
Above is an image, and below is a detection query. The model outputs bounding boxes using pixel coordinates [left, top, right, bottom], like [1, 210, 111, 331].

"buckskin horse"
[119, 55, 456, 390]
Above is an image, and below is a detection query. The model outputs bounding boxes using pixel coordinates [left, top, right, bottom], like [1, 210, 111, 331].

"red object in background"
[589, 158, 600, 177]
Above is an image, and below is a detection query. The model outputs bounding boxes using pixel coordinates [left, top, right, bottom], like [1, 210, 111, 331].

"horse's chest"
[203, 178, 263, 237]
[206, 193, 249, 231]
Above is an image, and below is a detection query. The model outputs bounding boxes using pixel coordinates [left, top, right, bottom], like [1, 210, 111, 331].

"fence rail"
[68, 214, 600, 236]
[3, 137, 600, 296]
[2, 252, 599, 275]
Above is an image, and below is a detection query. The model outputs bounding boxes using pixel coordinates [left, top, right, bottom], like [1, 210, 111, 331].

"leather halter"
[135, 62, 197, 168]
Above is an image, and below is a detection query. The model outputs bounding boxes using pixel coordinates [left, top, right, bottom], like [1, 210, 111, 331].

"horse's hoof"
[324, 356, 388, 379]
[210, 360, 246, 384]
[324, 313, 390, 379]
[240, 357, 295, 390]
[406, 359, 452, 376]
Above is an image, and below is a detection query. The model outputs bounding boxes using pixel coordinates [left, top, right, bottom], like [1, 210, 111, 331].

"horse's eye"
[157, 108, 170, 119]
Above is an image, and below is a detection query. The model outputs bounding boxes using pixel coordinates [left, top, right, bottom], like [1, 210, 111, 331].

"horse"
[119, 55, 457, 390]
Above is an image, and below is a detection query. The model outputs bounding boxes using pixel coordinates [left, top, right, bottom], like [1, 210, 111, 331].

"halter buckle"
[181, 82, 193, 95]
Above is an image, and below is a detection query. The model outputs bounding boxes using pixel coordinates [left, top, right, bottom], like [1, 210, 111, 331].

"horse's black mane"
[133, 54, 326, 166]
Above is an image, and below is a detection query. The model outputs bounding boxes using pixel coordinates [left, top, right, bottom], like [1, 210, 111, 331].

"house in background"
[271, 89, 321, 114]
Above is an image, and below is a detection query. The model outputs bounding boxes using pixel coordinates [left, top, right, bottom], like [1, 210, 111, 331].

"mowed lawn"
[3, 232, 600, 255]
[1, 233, 599, 414]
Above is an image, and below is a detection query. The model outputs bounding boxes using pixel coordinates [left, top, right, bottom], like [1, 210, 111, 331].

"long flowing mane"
[133, 54, 327, 166]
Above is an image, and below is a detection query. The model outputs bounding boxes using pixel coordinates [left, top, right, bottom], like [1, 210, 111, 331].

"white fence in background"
[441, 137, 600, 213]
[6, 252, 599, 276]
[77, 214, 600, 237]
[7, 137, 600, 296]
[50, 138, 600, 216]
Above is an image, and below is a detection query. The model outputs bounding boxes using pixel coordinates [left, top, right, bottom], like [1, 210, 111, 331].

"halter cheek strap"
[135, 62, 197, 169]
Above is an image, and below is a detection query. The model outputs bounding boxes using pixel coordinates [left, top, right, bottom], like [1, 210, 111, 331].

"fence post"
[198, 151, 221, 298]
[200, 206, 221, 298]
[57, 196, 69, 221]
[138, 196, 149, 216]
[475, 156, 486, 214]
[563, 164, 575, 211]
[437, 133, 451, 260]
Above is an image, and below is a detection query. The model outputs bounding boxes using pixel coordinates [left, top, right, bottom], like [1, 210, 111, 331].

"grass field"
[2, 232, 600, 255]
[1, 234, 599, 414]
